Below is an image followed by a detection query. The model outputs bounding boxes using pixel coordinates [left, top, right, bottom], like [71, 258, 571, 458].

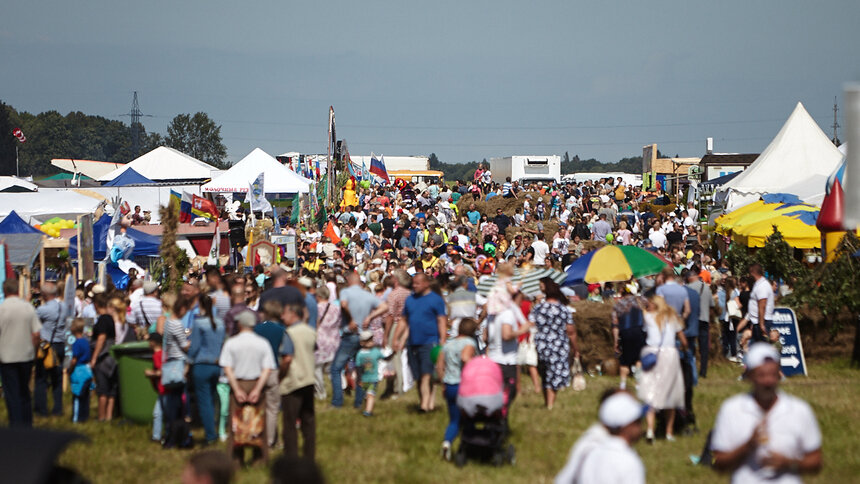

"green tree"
[755, 227, 808, 284]
[165, 112, 228, 168]
[0, 101, 18, 176]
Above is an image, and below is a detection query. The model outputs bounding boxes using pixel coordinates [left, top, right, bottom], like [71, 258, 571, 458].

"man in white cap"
[555, 390, 645, 483]
[711, 342, 822, 482]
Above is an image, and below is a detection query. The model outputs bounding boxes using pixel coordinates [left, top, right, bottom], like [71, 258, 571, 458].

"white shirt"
[487, 309, 519, 366]
[219, 331, 277, 380]
[556, 428, 645, 484]
[643, 312, 681, 347]
[553, 237, 569, 255]
[531, 240, 550, 265]
[688, 207, 699, 221]
[748, 277, 775, 323]
[711, 392, 821, 484]
[481, 171, 492, 184]
[648, 231, 667, 249]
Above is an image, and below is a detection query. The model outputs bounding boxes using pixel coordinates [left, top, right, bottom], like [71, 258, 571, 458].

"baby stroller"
[454, 356, 515, 467]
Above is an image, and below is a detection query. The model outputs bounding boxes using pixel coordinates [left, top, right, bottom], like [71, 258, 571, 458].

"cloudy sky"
[2, 1, 858, 165]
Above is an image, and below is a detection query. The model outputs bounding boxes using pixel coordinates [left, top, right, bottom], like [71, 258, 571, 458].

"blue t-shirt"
[403, 291, 447, 346]
[305, 293, 318, 329]
[356, 347, 384, 383]
[466, 211, 481, 225]
[656, 282, 689, 320]
[71, 337, 91, 366]
[255, 321, 286, 362]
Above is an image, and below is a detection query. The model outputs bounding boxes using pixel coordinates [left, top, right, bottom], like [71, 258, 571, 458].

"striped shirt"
[502, 182, 512, 196]
[163, 318, 188, 361]
[128, 296, 162, 327]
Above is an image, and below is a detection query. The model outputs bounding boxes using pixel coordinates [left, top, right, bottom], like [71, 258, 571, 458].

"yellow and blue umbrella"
[733, 210, 821, 249]
[564, 245, 667, 286]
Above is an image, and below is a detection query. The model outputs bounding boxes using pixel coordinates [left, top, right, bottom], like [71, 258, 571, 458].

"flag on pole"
[370, 153, 388, 180]
[191, 194, 219, 220]
[323, 220, 340, 241]
[180, 192, 193, 223]
[207, 222, 220, 266]
[249, 172, 273, 214]
[361, 158, 369, 182]
[328, 107, 336, 155]
[11, 128, 26, 143]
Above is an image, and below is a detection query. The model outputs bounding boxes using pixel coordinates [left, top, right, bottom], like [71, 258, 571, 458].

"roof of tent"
[717, 102, 843, 211]
[98, 147, 218, 182]
[103, 168, 155, 187]
[0, 191, 103, 223]
[0, 177, 37, 193]
[68, 215, 161, 260]
[0, 211, 41, 234]
[43, 173, 92, 181]
[700, 170, 741, 189]
[201, 148, 311, 194]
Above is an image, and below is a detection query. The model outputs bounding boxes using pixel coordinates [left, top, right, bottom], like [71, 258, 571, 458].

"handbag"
[572, 356, 586, 391]
[37, 323, 60, 370]
[727, 299, 742, 319]
[640, 323, 668, 372]
[161, 358, 187, 390]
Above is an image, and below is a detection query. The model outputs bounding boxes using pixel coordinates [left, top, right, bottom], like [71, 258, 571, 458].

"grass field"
[16, 358, 860, 483]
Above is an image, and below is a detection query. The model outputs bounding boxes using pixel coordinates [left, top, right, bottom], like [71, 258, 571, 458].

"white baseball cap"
[599, 392, 645, 429]
[744, 342, 780, 370]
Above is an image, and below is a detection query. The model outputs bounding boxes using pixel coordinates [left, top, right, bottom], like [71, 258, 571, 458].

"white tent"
[98, 147, 219, 182]
[0, 177, 38, 192]
[717, 102, 844, 211]
[51, 159, 125, 179]
[201, 148, 311, 194]
[0, 191, 103, 223]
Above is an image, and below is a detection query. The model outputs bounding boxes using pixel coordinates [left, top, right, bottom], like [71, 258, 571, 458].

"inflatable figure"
[341, 176, 358, 208]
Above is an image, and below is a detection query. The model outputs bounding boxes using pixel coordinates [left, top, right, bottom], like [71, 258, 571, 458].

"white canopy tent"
[717, 102, 844, 211]
[0, 177, 38, 192]
[98, 147, 219, 182]
[51, 159, 125, 179]
[0, 191, 103, 223]
[38, 185, 202, 224]
[201, 148, 311, 195]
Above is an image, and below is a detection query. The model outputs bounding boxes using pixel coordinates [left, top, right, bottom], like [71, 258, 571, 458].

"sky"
[2, 1, 859, 166]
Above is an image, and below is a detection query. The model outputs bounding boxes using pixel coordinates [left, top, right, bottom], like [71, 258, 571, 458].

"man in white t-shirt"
[530, 233, 550, 266]
[747, 264, 775, 342]
[648, 222, 667, 249]
[712, 343, 822, 483]
[555, 391, 646, 484]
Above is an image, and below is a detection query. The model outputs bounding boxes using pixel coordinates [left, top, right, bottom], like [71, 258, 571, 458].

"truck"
[489, 155, 561, 184]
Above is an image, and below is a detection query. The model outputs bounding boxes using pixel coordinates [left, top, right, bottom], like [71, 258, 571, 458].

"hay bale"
[456, 190, 560, 242]
[571, 300, 615, 367]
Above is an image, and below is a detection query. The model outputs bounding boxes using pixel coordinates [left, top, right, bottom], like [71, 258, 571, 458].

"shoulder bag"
[640, 323, 668, 371]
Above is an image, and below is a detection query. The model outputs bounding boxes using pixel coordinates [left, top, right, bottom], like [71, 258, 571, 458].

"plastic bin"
[111, 341, 158, 424]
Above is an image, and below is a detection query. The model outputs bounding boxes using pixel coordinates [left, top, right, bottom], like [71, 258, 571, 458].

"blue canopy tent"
[0, 211, 41, 234]
[700, 171, 741, 191]
[103, 168, 155, 187]
[0, 210, 44, 266]
[69, 215, 161, 260]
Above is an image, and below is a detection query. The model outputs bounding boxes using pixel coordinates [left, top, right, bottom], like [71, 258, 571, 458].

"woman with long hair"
[638, 293, 688, 443]
[188, 294, 226, 446]
[530, 277, 579, 410]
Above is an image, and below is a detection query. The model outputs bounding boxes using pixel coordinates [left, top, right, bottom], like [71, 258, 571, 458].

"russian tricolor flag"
[370, 154, 388, 180]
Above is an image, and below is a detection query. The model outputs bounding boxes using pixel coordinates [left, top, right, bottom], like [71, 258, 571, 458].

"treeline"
[0, 100, 228, 177]
[428, 151, 646, 183]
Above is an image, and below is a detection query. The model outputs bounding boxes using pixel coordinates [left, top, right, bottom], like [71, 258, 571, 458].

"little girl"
[69, 318, 93, 423]
[355, 331, 387, 417]
[536, 198, 546, 220]
[436, 318, 477, 461]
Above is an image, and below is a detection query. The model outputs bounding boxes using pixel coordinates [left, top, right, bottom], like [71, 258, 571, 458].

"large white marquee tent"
[717, 102, 844, 211]
[201, 148, 311, 195]
[98, 147, 219, 182]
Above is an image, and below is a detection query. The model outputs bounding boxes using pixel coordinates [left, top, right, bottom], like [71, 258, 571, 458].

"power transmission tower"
[120, 91, 153, 158]
[831, 96, 841, 146]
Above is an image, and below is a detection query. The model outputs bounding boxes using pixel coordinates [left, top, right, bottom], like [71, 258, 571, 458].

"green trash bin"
[111, 341, 158, 424]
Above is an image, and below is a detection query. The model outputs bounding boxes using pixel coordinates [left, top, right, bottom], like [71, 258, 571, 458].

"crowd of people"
[0, 168, 823, 482]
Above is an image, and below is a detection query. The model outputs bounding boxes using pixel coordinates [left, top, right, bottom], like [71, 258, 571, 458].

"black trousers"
[35, 343, 65, 416]
[0, 361, 34, 427]
[282, 385, 316, 461]
[697, 322, 709, 377]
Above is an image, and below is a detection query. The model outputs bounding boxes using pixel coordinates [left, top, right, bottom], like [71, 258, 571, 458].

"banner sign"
[771, 307, 808, 377]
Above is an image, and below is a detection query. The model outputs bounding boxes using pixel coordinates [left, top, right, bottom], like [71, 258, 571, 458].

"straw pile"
[456, 190, 561, 241]
[570, 300, 615, 368]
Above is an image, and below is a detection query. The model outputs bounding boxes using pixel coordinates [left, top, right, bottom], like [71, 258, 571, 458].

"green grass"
[17, 359, 860, 483]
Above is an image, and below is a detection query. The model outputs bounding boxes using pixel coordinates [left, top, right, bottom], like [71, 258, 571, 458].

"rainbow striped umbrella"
[563, 245, 667, 286]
